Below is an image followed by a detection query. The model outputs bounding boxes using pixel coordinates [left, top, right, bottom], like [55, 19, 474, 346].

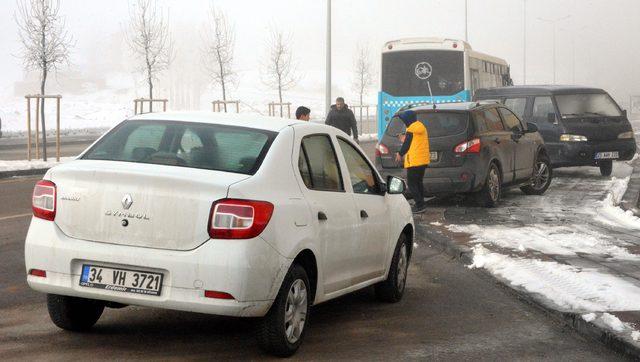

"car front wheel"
[375, 233, 409, 303]
[47, 294, 104, 331]
[257, 264, 310, 357]
[521, 153, 553, 195]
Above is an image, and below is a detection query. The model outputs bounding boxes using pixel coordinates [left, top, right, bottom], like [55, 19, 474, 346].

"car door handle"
[360, 210, 368, 219]
[318, 211, 328, 221]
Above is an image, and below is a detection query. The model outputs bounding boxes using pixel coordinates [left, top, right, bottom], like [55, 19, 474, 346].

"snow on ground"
[467, 244, 640, 312]
[596, 176, 640, 229]
[0, 157, 75, 172]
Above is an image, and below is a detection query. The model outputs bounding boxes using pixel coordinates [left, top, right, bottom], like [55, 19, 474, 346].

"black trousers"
[406, 165, 427, 207]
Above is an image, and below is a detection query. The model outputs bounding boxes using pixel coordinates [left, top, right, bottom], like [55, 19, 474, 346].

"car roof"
[128, 111, 303, 132]
[476, 85, 608, 97]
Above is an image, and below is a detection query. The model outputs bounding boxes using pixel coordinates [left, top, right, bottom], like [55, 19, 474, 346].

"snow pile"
[582, 313, 640, 342]
[467, 245, 640, 312]
[596, 176, 640, 230]
[447, 224, 639, 260]
[0, 157, 75, 172]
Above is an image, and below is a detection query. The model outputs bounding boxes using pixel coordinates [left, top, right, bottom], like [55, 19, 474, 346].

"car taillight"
[208, 199, 274, 239]
[375, 143, 389, 156]
[204, 290, 235, 300]
[454, 138, 481, 154]
[32, 180, 56, 221]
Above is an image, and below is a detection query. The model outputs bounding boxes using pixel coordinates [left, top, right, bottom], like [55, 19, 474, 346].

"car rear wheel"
[257, 264, 310, 357]
[521, 153, 553, 195]
[476, 163, 502, 207]
[47, 294, 104, 331]
[599, 160, 613, 176]
[375, 233, 409, 303]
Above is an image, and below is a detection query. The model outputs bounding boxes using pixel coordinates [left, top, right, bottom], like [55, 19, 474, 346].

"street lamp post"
[537, 15, 571, 84]
[464, 0, 468, 42]
[325, 0, 332, 114]
[523, 0, 527, 84]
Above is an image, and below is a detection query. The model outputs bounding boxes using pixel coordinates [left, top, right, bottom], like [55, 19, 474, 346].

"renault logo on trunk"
[121, 194, 133, 210]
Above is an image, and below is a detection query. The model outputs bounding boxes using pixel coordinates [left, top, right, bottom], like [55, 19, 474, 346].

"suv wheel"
[599, 160, 613, 176]
[47, 294, 104, 331]
[521, 153, 553, 195]
[477, 163, 502, 207]
[257, 264, 310, 357]
[375, 233, 409, 303]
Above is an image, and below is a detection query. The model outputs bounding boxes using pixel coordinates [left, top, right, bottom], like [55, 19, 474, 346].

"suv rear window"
[385, 112, 469, 138]
[82, 120, 276, 175]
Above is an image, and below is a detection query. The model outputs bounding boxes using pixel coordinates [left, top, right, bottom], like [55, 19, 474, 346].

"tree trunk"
[148, 76, 154, 113]
[221, 76, 227, 112]
[40, 70, 48, 161]
[278, 76, 283, 117]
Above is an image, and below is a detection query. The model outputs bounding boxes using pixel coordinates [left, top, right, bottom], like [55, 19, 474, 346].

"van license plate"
[79, 264, 163, 296]
[430, 152, 438, 161]
[595, 152, 619, 160]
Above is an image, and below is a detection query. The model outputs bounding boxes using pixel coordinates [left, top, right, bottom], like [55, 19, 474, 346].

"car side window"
[337, 138, 380, 195]
[472, 111, 489, 133]
[504, 98, 527, 118]
[298, 135, 344, 192]
[498, 108, 523, 132]
[532, 97, 555, 120]
[483, 108, 505, 131]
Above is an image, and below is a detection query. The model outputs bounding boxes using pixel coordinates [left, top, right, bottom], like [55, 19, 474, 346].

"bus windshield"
[381, 50, 464, 97]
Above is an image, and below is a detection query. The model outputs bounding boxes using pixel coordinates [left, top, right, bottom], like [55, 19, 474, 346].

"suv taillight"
[208, 199, 274, 239]
[32, 180, 56, 221]
[454, 138, 481, 154]
[375, 143, 389, 156]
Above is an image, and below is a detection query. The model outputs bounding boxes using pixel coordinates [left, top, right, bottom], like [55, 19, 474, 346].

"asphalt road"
[0, 177, 625, 360]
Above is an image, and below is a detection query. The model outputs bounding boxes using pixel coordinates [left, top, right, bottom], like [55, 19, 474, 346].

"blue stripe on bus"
[376, 90, 472, 139]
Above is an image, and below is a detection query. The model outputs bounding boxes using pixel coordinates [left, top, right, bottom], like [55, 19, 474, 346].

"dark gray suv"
[375, 102, 552, 207]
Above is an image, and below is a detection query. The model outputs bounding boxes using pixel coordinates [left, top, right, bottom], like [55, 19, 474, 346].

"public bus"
[377, 37, 512, 138]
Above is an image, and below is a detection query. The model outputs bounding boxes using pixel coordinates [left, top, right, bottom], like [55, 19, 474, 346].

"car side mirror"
[525, 122, 538, 133]
[622, 109, 628, 118]
[387, 175, 406, 194]
[547, 113, 557, 123]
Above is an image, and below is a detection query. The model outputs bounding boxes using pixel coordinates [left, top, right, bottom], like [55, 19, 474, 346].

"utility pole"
[538, 15, 571, 84]
[523, 0, 527, 84]
[325, 0, 332, 114]
[464, 0, 468, 42]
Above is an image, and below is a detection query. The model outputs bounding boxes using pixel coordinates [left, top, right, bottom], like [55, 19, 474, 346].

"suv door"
[295, 133, 360, 294]
[499, 107, 535, 181]
[476, 107, 516, 183]
[336, 137, 389, 284]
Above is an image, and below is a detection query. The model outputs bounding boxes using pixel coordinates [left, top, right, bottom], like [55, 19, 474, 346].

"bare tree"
[15, 0, 72, 161]
[262, 28, 297, 116]
[202, 6, 235, 112]
[352, 44, 374, 107]
[126, 0, 173, 112]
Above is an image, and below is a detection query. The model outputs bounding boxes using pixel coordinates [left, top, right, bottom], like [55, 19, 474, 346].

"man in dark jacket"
[325, 97, 358, 141]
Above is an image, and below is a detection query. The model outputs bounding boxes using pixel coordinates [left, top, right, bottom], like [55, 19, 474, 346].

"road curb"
[0, 168, 48, 179]
[416, 223, 640, 360]
[620, 156, 640, 216]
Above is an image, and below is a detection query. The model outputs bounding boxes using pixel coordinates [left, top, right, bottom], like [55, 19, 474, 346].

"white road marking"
[0, 213, 32, 222]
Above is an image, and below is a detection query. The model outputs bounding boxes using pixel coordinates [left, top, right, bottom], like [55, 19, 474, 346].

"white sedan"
[25, 112, 414, 356]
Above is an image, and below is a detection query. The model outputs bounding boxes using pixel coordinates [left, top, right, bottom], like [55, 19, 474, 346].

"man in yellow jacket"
[395, 110, 430, 213]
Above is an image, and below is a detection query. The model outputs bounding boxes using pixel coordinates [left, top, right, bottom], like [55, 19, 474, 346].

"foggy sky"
[1, 0, 639, 108]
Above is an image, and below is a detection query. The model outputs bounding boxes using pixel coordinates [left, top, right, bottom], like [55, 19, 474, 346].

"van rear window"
[385, 112, 468, 138]
[82, 120, 276, 175]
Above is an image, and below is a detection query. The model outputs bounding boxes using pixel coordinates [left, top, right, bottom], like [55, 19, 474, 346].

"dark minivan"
[475, 86, 637, 176]
[375, 102, 551, 207]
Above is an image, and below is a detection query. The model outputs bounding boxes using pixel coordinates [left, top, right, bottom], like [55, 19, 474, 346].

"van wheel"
[375, 233, 409, 303]
[47, 294, 104, 331]
[599, 160, 613, 176]
[521, 153, 553, 195]
[257, 264, 310, 357]
[477, 163, 502, 207]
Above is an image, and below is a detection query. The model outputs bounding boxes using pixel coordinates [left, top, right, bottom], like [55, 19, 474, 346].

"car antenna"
[427, 80, 436, 109]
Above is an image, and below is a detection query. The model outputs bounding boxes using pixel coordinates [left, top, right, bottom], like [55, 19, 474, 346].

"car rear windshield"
[385, 112, 469, 138]
[555, 93, 622, 118]
[82, 120, 277, 175]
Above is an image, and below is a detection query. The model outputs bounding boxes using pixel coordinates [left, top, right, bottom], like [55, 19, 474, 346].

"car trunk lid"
[51, 160, 249, 251]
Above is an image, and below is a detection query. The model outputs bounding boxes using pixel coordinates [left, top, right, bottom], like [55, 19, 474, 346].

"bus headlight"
[560, 134, 588, 142]
[618, 131, 634, 139]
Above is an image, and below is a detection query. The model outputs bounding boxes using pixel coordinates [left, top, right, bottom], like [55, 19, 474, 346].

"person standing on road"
[395, 110, 430, 214]
[325, 97, 358, 143]
[295, 106, 311, 121]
